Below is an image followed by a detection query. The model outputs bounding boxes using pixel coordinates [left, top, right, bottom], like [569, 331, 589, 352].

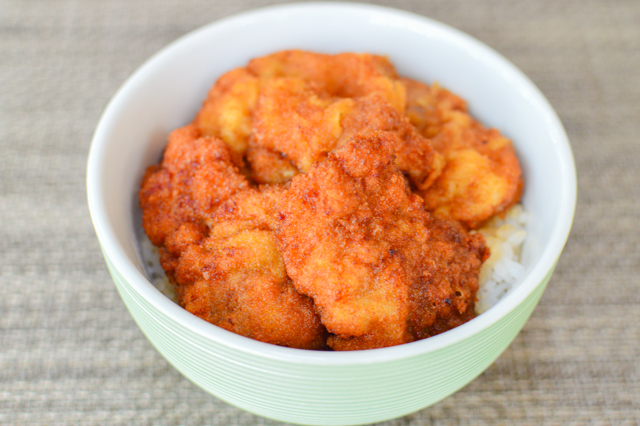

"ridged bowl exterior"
[105, 252, 554, 425]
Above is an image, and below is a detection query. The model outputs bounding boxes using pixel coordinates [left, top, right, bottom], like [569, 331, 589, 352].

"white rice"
[139, 204, 528, 314]
[474, 204, 529, 313]
[139, 234, 178, 303]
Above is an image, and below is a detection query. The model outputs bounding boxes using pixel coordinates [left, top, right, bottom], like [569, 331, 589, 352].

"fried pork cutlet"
[192, 68, 259, 167]
[193, 50, 406, 165]
[277, 131, 488, 350]
[140, 126, 326, 349]
[172, 187, 328, 350]
[139, 124, 249, 274]
[140, 51, 523, 351]
[248, 78, 443, 189]
[402, 78, 523, 228]
[246, 50, 406, 113]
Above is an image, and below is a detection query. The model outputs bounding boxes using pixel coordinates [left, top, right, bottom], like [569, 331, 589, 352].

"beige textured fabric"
[1, 0, 639, 424]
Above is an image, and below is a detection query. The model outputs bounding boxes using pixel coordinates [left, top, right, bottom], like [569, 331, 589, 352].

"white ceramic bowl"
[87, 3, 576, 425]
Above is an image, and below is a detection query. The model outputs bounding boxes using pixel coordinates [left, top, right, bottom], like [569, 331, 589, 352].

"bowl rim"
[86, 1, 577, 366]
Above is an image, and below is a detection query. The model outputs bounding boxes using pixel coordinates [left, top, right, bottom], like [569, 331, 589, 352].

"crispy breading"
[140, 126, 326, 349]
[277, 132, 487, 350]
[248, 78, 355, 182]
[405, 215, 489, 341]
[245, 145, 299, 185]
[172, 187, 328, 350]
[249, 78, 443, 189]
[194, 68, 259, 166]
[141, 52, 519, 351]
[247, 50, 406, 112]
[402, 78, 467, 138]
[194, 50, 406, 167]
[139, 124, 249, 249]
[403, 78, 523, 228]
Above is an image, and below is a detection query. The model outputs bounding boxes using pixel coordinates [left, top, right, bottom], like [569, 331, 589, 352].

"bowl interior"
[87, 2, 576, 362]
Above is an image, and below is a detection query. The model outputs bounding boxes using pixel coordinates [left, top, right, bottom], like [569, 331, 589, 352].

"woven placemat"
[1, 0, 639, 424]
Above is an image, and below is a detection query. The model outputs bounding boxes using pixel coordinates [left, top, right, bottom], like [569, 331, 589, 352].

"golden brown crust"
[277, 132, 416, 349]
[277, 132, 487, 350]
[174, 187, 328, 350]
[247, 50, 406, 112]
[193, 51, 410, 183]
[194, 68, 259, 166]
[249, 78, 353, 179]
[402, 78, 523, 228]
[140, 51, 523, 351]
[139, 124, 249, 248]
[140, 126, 326, 349]
[249, 78, 442, 189]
